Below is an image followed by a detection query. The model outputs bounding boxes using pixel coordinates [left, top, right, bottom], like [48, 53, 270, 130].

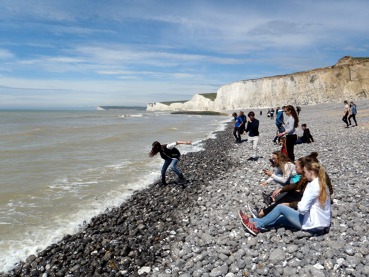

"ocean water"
[0, 108, 229, 272]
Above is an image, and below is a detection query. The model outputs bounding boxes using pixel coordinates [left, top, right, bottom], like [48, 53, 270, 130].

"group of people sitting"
[239, 150, 333, 236]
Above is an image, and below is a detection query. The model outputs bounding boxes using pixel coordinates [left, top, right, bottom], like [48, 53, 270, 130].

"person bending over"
[240, 153, 332, 236]
[149, 140, 192, 186]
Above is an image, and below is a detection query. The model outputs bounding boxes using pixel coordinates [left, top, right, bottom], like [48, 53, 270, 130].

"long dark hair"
[149, 141, 162, 157]
[286, 105, 299, 128]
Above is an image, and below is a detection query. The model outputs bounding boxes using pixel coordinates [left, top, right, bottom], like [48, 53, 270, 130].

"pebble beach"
[5, 100, 369, 277]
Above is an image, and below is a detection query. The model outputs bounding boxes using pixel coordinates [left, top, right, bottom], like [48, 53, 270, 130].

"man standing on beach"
[273, 106, 285, 144]
[245, 111, 259, 161]
[342, 100, 350, 128]
[232, 111, 244, 143]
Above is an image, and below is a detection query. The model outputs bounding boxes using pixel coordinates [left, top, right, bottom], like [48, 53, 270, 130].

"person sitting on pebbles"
[239, 152, 332, 236]
[149, 140, 192, 186]
[260, 151, 300, 187]
[248, 152, 333, 219]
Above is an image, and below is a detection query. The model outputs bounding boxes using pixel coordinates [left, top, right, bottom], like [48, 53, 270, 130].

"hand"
[263, 169, 272, 176]
[260, 181, 268, 186]
[272, 188, 282, 200]
[277, 132, 285, 137]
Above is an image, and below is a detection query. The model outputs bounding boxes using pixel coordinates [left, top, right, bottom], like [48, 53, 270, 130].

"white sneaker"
[247, 203, 259, 218]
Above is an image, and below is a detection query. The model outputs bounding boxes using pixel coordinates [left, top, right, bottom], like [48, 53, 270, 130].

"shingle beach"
[5, 100, 369, 277]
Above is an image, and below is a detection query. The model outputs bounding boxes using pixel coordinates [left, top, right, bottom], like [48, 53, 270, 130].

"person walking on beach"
[278, 105, 299, 161]
[239, 153, 332, 236]
[342, 100, 350, 128]
[244, 111, 259, 161]
[149, 140, 192, 186]
[348, 101, 358, 127]
[232, 111, 244, 143]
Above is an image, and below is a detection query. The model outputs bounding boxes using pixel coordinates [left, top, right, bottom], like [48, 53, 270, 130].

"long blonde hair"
[304, 153, 329, 206]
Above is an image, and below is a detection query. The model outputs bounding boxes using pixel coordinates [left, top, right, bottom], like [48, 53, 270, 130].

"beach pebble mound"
[4, 100, 369, 276]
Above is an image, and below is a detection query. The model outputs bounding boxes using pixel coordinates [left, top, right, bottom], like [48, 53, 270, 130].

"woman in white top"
[240, 152, 331, 236]
[278, 105, 299, 161]
[260, 151, 298, 187]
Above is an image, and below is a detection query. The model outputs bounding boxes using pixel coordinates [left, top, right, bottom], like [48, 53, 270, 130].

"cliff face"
[147, 94, 215, 111]
[213, 57, 369, 110]
[147, 57, 369, 111]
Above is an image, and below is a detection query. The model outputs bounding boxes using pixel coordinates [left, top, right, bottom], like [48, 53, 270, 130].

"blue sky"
[0, 0, 369, 109]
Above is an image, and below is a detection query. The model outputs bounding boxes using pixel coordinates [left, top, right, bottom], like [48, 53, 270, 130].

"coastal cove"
[4, 100, 369, 276]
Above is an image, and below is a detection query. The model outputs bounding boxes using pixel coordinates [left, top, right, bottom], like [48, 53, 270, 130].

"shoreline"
[4, 100, 369, 276]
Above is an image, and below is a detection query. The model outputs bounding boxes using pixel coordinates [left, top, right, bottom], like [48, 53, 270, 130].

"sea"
[0, 108, 229, 272]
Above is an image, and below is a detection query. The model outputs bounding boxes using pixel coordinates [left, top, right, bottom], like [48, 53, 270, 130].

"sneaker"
[238, 210, 250, 223]
[242, 220, 260, 236]
[247, 203, 259, 218]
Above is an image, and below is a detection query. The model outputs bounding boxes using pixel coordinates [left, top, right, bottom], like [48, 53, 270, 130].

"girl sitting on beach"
[250, 152, 333, 218]
[261, 151, 299, 187]
[149, 140, 192, 186]
[240, 153, 332, 236]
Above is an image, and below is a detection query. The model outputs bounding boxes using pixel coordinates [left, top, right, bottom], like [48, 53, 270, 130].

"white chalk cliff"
[147, 56, 369, 111]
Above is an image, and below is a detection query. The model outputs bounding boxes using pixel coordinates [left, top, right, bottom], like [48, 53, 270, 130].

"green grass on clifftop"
[171, 111, 228, 116]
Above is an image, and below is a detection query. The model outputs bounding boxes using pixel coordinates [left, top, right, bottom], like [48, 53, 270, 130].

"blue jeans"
[250, 204, 303, 230]
[161, 158, 182, 179]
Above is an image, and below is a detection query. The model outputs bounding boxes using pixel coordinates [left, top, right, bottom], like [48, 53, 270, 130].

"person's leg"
[250, 204, 303, 230]
[342, 113, 349, 127]
[348, 114, 352, 125]
[169, 158, 183, 178]
[233, 127, 238, 141]
[353, 114, 357, 126]
[252, 136, 259, 158]
[161, 159, 172, 185]
[286, 135, 296, 161]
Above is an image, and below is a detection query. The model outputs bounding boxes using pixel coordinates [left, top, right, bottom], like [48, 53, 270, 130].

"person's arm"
[176, 141, 192, 145]
[166, 141, 192, 149]
[278, 117, 294, 136]
[297, 179, 319, 214]
[270, 163, 294, 184]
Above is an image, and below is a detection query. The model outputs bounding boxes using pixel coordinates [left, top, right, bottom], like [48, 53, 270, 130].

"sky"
[0, 0, 369, 109]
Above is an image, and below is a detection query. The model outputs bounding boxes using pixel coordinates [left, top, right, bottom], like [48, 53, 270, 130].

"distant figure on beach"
[342, 100, 350, 128]
[260, 110, 262, 116]
[295, 124, 314, 144]
[273, 106, 285, 144]
[239, 111, 247, 135]
[278, 105, 299, 161]
[244, 111, 259, 161]
[270, 108, 274, 119]
[239, 152, 332, 236]
[232, 111, 244, 143]
[149, 140, 192, 186]
[348, 101, 358, 127]
[296, 106, 301, 115]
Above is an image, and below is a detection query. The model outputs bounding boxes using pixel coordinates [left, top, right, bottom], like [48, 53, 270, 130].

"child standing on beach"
[149, 140, 192, 186]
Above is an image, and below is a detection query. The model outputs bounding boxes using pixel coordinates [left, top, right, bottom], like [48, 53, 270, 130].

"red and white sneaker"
[238, 210, 250, 223]
[242, 220, 260, 236]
